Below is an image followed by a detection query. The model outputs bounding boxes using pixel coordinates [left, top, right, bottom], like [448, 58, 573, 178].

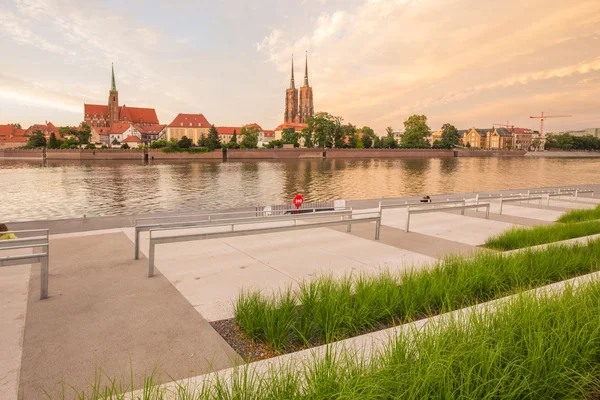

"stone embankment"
[525, 151, 600, 158]
[0, 148, 527, 161]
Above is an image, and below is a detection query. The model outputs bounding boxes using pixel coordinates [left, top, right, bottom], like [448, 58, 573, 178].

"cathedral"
[84, 64, 159, 128]
[284, 54, 314, 124]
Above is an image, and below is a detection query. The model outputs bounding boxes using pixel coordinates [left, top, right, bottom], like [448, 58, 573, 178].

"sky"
[0, 0, 599, 133]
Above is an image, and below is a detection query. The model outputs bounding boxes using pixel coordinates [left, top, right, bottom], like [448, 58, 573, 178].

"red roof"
[168, 113, 210, 128]
[14, 129, 27, 136]
[84, 104, 159, 124]
[122, 135, 142, 143]
[263, 130, 275, 137]
[119, 105, 159, 124]
[0, 125, 16, 137]
[84, 104, 109, 117]
[0, 136, 28, 143]
[133, 123, 166, 134]
[216, 126, 242, 135]
[513, 127, 534, 134]
[275, 122, 307, 131]
[110, 123, 131, 135]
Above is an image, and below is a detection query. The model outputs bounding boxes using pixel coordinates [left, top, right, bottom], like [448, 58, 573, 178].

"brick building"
[84, 64, 159, 128]
[284, 54, 314, 124]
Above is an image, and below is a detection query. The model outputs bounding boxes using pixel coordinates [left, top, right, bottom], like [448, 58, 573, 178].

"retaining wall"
[326, 149, 454, 158]
[454, 150, 526, 157]
[0, 149, 44, 159]
[148, 149, 223, 160]
[45, 149, 144, 160]
[226, 149, 325, 159]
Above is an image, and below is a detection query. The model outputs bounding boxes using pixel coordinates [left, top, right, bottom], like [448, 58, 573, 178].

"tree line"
[545, 134, 600, 151]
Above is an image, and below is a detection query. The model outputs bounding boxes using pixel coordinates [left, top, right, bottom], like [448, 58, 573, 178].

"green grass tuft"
[558, 204, 600, 223]
[235, 239, 600, 350]
[485, 220, 600, 250]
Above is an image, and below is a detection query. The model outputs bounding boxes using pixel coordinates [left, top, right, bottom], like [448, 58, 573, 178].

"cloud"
[257, 0, 600, 131]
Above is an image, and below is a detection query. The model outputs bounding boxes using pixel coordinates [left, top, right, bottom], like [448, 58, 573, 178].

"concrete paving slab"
[460, 209, 551, 226]
[380, 208, 515, 246]
[486, 201, 564, 222]
[18, 232, 241, 399]
[330, 223, 486, 259]
[0, 249, 31, 400]
[129, 227, 434, 322]
[569, 197, 600, 205]
[548, 199, 597, 210]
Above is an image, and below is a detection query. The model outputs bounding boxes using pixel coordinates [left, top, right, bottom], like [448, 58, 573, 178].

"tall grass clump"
[208, 281, 600, 399]
[234, 239, 600, 350]
[485, 220, 600, 250]
[558, 204, 600, 223]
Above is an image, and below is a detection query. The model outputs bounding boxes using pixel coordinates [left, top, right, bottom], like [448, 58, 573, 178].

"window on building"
[189, 129, 193, 136]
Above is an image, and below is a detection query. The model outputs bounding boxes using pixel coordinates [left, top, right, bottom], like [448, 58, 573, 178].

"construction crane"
[493, 121, 512, 130]
[529, 112, 572, 141]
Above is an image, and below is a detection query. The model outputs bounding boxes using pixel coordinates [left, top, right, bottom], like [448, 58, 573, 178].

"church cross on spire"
[290, 54, 295, 89]
[304, 51, 309, 87]
[111, 63, 117, 92]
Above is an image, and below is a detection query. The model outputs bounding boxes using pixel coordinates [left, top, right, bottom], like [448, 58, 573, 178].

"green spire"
[111, 63, 117, 92]
[290, 54, 295, 89]
[304, 51, 309, 87]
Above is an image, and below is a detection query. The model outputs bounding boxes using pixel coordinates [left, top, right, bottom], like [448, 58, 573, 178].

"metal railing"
[0, 229, 49, 300]
[379, 198, 467, 210]
[403, 203, 490, 232]
[146, 210, 381, 277]
[498, 196, 544, 214]
[267, 200, 338, 215]
[134, 207, 351, 260]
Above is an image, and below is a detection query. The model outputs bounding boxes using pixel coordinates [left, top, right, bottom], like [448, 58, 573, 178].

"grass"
[558, 204, 600, 223]
[160, 147, 210, 154]
[485, 220, 600, 250]
[58, 281, 600, 399]
[234, 239, 600, 351]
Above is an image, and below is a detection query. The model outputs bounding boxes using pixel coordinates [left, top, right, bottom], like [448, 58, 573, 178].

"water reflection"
[1, 157, 599, 221]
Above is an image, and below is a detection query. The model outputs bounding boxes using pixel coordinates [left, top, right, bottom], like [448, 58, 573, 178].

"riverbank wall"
[525, 151, 600, 158]
[0, 148, 527, 161]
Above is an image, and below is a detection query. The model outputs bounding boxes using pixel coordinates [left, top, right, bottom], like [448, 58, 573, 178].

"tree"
[198, 133, 207, 147]
[382, 126, 398, 148]
[47, 132, 62, 149]
[301, 127, 313, 148]
[26, 130, 46, 148]
[361, 126, 375, 149]
[61, 137, 79, 149]
[373, 135, 382, 148]
[439, 123, 460, 149]
[121, 143, 130, 149]
[77, 123, 91, 144]
[402, 115, 430, 148]
[340, 124, 356, 148]
[281, 128, 300, 147]
[356, 136, 365, 149]
[306, 112, 342, 148]
[11, 123, 21, 129]
[531, 138, 542, 151]
[228, 129, 239, 148]
[178, 135, 192, 148]
[265, 139, 283, 149]
[85, 143, 96, 149]
[112, 138, 120, 146]
[205, 125, 221, 151]
[150, 139, 168, 148]
[240, 126, 259, 149]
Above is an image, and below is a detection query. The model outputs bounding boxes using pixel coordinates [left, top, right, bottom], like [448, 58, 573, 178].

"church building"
[84, 64, 159, 128]
[284, 54, 314, 124]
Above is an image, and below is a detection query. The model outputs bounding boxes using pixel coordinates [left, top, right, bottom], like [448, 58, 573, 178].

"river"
[1, 157, 599, 222]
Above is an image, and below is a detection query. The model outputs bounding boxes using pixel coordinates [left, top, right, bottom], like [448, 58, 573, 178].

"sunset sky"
[1, 0, 599, 133]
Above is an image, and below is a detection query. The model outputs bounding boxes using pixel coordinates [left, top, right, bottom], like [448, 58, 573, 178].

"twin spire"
[289, 52, 310, 90]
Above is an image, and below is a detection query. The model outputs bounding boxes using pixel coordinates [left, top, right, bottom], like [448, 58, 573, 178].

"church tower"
[284, 55, 299, 124]
[108, 63, 119, 126]
[298, 52, 314, 124]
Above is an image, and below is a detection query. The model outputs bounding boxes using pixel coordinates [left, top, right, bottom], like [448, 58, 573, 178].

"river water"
[1, 157, 599, 222]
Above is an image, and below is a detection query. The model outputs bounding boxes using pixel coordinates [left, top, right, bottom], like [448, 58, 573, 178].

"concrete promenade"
[1, 183, 599, 399]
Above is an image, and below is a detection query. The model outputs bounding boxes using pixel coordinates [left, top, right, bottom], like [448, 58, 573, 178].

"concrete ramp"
[381, 208, 514, 246]
[125, 227, 434, 322]
[548, 199, 597, 210]
[487, 201, 563, 222]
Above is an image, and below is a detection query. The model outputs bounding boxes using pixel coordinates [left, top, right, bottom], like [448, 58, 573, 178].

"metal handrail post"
[405, 206, 411, 232]
[347, 207, 353, 232]
[148, 235, 156, 277]
[135, 226, 140, 260]
[40, 254, 49, 299]
[485, 203, 490, 219]
[500, 199, 504, 215]
[461, 199, 466, 215]
[375, 210, 381, 240]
